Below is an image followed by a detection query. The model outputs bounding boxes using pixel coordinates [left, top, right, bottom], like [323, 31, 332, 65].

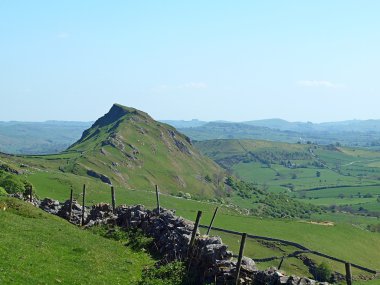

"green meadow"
[7, 170, 380, 279]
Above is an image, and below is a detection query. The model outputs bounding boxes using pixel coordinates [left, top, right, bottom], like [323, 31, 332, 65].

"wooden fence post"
[81, 184, 86, 226]
[189, 211, 202, 250]
[235, 233, 247, 285]
[111, 186, 116, 213]
[29, 186, 33, 202]
[69, 187, 73, 221]
[345, 262, 352, 285]
[278, 256, 284, 270]
[155, 185, 160, 214]
[206, 206, 219, 235]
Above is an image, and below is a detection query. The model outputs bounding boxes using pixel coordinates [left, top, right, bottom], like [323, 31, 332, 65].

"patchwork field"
[195, 139, 380, 217]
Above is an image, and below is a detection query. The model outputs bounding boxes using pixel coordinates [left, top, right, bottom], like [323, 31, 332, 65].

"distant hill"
[0, 121, 92, 154]
[243, 118, 380, 133]
[159, 119, 207, 128]
[178, 122, 302, 142]
[178, 121, 380, 146]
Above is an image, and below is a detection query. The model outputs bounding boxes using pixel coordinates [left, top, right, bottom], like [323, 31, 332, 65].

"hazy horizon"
[1, 1, 380, 122]
[2, 114, 380, 125]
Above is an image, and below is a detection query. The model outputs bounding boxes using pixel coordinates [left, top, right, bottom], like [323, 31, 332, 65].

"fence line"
[199, 224, 378, 275]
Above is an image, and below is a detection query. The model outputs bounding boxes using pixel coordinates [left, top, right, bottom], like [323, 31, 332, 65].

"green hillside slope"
[0, 197, 152, 284]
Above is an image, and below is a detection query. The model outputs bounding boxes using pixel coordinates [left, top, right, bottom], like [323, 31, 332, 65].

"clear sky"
[1, 1, 380, 122]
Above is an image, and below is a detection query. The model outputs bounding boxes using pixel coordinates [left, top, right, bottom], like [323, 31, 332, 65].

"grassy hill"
[0, 196, 153, 284]
[66, 104, 222, 197]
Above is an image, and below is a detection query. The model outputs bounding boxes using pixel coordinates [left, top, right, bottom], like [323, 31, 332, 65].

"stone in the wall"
[57, 199, 89, 225]
[39, 198, 61, 215]
[85, 203, 117, 227]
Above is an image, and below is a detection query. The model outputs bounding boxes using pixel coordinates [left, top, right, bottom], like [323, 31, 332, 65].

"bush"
[0, 187, 7, 196]
[90, 225, 153, 251]
[367, 223, 380, 232]
[183, 193, 191, 199]
[204, 174, 212, 183]
[0, 174, 26, 194]
[138, 261, 187, 285]
[315, 262, 332, 282]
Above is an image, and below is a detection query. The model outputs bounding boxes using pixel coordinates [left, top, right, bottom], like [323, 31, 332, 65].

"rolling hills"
[194, 139, 380, 218]
[179, 121, 380, 146]
[4, 118, 380, 155]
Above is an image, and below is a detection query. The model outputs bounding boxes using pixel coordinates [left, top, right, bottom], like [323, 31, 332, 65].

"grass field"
[9, 175, 379, 279]
[2, 135, 380, 281]
[0, 197, 153, 284]
[1, 152, 379, 280]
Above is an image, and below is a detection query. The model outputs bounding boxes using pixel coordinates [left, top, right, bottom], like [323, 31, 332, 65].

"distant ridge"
[160, 119, 208, 128]
[176, 119, 380, 146]
[4, 116, 380, 154]
[0, 121, 92, 155]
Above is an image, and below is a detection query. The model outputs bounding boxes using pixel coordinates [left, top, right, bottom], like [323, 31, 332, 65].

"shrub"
[138, 261, 187, 285]
[315, 262, 332, 282]
[367, 223, 380, 232]
[204, 174, 212, 183]
[184, 193, 191, 199]
[0, 187, 7, 196]
[90, 225, 153, 251]
[0, 174, 25, 194]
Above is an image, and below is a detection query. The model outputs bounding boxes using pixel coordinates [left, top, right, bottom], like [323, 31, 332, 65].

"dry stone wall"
[10, 193, 330, 285]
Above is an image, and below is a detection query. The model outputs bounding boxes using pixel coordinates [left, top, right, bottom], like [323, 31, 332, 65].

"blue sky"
[1, 1, 380, 122]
